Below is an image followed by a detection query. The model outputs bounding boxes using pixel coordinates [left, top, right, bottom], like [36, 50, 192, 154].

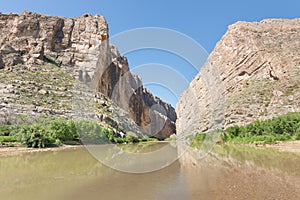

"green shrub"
[54, 138, 62, 146]
[220, 112, 300, 144]
[221, 131, 231, 142]
[0, 136, 17, 143]
[7, 125, 24, 136]
[139, 136, 158, 142]
[16, 124, 51, 148]
[75, 120, 111, 144]
[295, 132, 300, 140]
[102, 128, 114, 142]
[193, 133, 207, 142]
[114, 137, 127, 143]
[264, 135, 276, 144]
[20, 50, 28, 56]
[226, 126, 242, 137]
[49, 119, 79, 142]
[126, 131, 139, 143]
[1, 116, 160, 147]
[67, 120, 78, 140]
[0, 125, 11, 136]
[246, 120, 268, 136]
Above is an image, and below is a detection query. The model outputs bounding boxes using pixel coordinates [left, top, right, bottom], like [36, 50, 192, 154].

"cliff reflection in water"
[0, 143, 299, 200]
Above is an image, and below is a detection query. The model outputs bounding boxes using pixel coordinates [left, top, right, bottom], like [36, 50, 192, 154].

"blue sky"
[1, 0, 299, 107]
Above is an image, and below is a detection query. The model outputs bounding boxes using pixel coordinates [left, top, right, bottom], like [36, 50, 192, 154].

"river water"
[0, 143, 299, 200]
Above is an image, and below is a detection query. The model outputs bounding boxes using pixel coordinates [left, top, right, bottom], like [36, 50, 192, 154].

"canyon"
[1, 11, 299, 140]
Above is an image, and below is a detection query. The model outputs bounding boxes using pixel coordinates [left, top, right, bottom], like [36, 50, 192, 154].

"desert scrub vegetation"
[190, 112, 300, 146]
[0, 119, 116, 148]
[0, 117, 157, 148]
[113, 135, 157, 144]
[0, 63, 75, 110]
[221, 112, 300, 144]
[0, 136, 17, 143]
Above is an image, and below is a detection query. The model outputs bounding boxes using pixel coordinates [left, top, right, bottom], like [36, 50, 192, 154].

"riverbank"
[0, 144, 83, 157]
[1, 139, 299, 158]
[0, 140, 162, 157]
[195, 140, 300, 153]
[251, 140, 300, 153]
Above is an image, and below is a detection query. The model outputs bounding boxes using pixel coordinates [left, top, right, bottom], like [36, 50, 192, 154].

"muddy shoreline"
[0, 140, 299, 157]
[237, 140, 300, 153]
[0, 144, 84, 157]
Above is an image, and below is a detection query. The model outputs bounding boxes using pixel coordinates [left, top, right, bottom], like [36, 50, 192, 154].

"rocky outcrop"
[177, 18, 300, 135]
[0, 11, 176, 138]
[0, 11, 108, 70]
[93, 51, 176, 138]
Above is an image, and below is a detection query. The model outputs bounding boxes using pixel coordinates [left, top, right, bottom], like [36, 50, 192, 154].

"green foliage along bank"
[0, 119, 108, 148]
[0, 118, 157, 148]
[191, 112, 300, 145]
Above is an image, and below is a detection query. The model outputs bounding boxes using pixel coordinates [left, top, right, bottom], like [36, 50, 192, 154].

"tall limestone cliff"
[0, 11, 176, 139]
[177, 18, 300, 135]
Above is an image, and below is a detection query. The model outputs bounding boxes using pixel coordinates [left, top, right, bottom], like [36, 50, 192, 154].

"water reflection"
[0, 146, 188, 200]
[86, 142, 181, 173]
[0, 148, 108, 200]
[180, 145, 300, 199]
[0, 144, 299, 200]
[63, 160, 188, 200]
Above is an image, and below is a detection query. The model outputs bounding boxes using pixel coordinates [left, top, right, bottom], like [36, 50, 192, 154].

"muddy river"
[0, 143, 299, 200]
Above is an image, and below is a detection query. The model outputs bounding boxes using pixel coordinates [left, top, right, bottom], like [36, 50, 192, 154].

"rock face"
[0, 11, 176, 138]
[0, 11, 108, 70]
[177, 18, 300, 135]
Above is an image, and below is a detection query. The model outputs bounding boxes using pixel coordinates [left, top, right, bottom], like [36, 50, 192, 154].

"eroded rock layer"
[177, 18, 300, 134]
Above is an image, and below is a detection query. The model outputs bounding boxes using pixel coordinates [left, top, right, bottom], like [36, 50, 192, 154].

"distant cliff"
[0, 11, 176, 138]
[177, 18, 300, 135]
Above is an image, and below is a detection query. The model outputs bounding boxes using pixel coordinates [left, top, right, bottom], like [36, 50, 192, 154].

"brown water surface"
[0, 144, 299, 200]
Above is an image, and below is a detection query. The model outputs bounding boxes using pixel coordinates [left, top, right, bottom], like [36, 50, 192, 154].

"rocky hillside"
[177, 18, 300, 135]
[0, 11, 176, 139]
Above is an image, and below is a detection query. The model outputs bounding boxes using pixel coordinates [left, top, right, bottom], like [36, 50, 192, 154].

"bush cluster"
[0, 119, 117, 148]
[0, 136, 17, 143]
[0, 118, 157, 148]
[221, 112, 300, 144]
